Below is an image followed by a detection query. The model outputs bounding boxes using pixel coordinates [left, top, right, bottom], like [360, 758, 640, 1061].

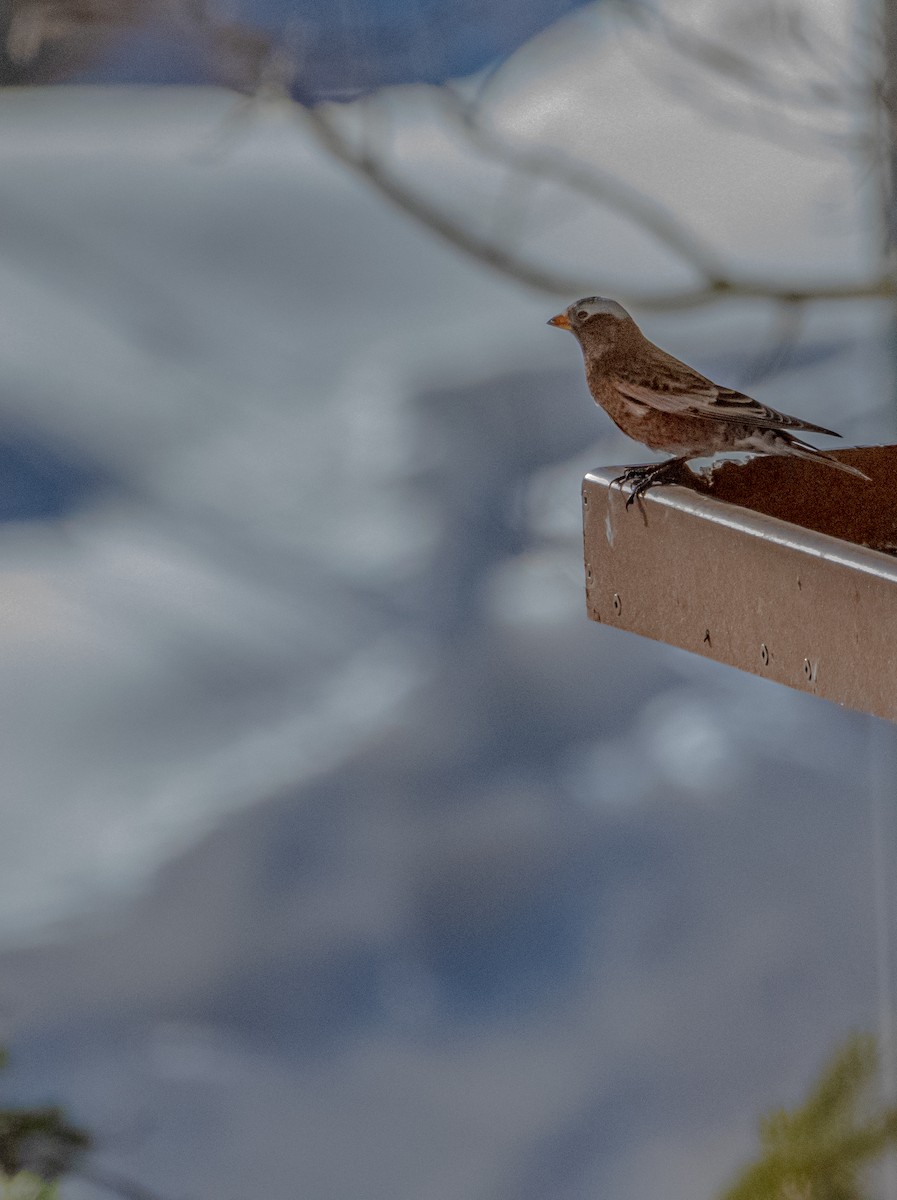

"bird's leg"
[612, 457, 689, 509]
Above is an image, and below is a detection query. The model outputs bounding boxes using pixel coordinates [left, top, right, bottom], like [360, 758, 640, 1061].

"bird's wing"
[612, 345, 839, 437]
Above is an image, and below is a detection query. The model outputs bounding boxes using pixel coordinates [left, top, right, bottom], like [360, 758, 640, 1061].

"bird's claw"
[612, 459, 687, 509]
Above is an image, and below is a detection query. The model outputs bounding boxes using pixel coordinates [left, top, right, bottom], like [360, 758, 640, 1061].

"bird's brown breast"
[584, 359, 749, 455]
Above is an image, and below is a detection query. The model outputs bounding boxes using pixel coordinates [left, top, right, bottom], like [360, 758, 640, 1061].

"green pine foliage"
[0, 1036, 893, 1200]
[0, 1053, 89, 1197]
[0, 1171, 58, 1200]
[720, 1035, 897, 1200]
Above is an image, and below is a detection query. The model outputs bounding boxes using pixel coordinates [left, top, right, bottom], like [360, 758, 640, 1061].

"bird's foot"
[612, 458, 688, 510]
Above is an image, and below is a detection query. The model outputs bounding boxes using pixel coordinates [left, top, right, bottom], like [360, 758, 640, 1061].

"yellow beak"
[547, 313, 571, 330]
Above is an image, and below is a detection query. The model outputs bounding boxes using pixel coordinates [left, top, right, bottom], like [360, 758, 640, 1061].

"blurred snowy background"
[0, 1, 895, 1198]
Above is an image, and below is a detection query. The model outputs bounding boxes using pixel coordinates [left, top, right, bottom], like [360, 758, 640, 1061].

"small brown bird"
[548, 296, 868, 506]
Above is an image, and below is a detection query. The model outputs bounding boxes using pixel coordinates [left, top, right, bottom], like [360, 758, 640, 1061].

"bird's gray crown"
[570, 297, 630, 321]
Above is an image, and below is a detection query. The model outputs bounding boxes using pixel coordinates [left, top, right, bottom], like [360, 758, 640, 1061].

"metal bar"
[582, 447, 897, 721]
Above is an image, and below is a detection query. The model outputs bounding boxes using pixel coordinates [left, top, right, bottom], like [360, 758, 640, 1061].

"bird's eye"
[576, 309, 589, 320]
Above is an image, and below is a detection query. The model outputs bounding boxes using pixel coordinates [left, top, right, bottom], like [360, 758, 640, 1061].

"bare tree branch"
[441, 88, 732, 281]
[619, 0, 870, 156]
[194, 5, 894, 311]
[626, 0, 865, 113]
[298, 102, 896, 310]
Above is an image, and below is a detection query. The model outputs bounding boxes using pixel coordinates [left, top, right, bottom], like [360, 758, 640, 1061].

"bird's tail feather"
[780, 435, 870, 481]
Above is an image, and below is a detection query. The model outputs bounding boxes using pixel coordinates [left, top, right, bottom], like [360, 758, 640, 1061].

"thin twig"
[739, 300, 806, 386]
[73, 1162, 176, 1200]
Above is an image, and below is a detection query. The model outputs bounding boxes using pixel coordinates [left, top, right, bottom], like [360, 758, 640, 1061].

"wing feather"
[613, 345, 839, 437]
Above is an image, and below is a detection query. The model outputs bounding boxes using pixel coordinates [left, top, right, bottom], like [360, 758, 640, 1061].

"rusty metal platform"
[582, 445, 897, 721]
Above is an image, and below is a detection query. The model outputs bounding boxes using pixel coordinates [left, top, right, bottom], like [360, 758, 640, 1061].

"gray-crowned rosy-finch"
[548, 296, 868, 506]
